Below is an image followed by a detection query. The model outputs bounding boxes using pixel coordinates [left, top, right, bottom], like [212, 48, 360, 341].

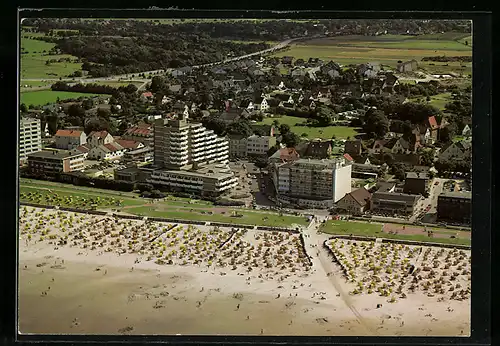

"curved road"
[22, 35, 320, 85]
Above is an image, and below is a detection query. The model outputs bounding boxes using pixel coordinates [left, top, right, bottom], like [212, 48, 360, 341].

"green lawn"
[257, 115, 361, 139]
[127, 206, 308, 227]
[20, 90, 104, 106]
[21, 36, 82, 79]
[320, 220, 470, 246]
[20, 80, 53, 88]
[408, 92, 452, 111]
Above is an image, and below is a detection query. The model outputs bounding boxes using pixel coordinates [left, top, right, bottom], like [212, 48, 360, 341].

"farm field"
[319, 220, 471, 246]
[273, 34, 472, 72]
[257, 115, 361, 139]
[21, 35, 82, 79]
[20, 90, 103, 106]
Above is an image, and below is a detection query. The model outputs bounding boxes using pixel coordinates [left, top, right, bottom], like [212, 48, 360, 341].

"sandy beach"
[18, 206, 470, 336]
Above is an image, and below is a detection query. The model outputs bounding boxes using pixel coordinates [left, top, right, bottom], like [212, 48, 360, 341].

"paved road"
[300, 217, 379, 335]
[21, 35, 318, 85]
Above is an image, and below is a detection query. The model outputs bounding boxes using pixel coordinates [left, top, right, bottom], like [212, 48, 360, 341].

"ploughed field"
[326, 239, 471, 303]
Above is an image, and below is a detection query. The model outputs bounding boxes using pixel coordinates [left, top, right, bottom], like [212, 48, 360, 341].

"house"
[55, 129, 87, 150]
[141, 92, 154, 102]
[87, 131, 114, 148]
[169, 84, 182, 94]
[248, 67, 265, 77]
[114, 139, 144, 151]
[462, 124, 472, 137]
[219, 110, 242, 125]
[88, 142, 125, 161]
[69, 144, 91, 159]
[427, 116, 440, 142]
[438, 141, 472, 162]
[301, 99, 316, 109]
[396, 59, 418, 73]
[344, 139, 363, 157]
[382, 74, 399, 93]
[239, 100, 254, 111]
[274, 93, 294, 104]
[335, 187, 371, 215]
[280, 102, 294, 109]
[403, 171, 429, 195]
[291, 68, 307, 77]
[123, 124, 153, 146]
[246, 135, 277, 156]
[269, 147, 300, 164]
[171, 69, 185, 77]
[303, 139, 332, 159]
[254, 97, 269, 112]
[228, 134, 248, 158]
[385, 137, 412, 154]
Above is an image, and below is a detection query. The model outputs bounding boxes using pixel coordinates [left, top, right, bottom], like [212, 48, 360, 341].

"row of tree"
[50, 81, 137, 95]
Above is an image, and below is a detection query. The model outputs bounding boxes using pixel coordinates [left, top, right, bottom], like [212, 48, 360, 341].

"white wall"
[332, 164, 352, 203]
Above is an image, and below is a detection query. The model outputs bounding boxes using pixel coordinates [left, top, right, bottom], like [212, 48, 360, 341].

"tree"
[363, 108, 389, 139]
[438, 123, 457, 144]
[279, 124, 291, 135]
[202, 115, 227, 136]
[390, 162, 408, 181]
[267, 145, 279, 157]
[150, 76, 166, 93]
[272, 119, 280, 128]
[254, 157, 268, 169]
[20, 103, 28, 113]
[227, 119, 253, 137]
[82, 98, 94, 110]
[97, 108, 111, 120]
[315, 106, 334, 126]
[282, 132, 300, 148]
[136, 183, 154, 192]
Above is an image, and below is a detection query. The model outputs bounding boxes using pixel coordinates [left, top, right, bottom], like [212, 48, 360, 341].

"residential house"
[403, 171, 429, 195]
[27, 150, 85, 175]
[254, 97, 269, 112]
[87, 131, 114, 148]
[396, 59, 418, 73]
[69, 144, 91, 159]
[114, 139, 144, 151]
[55, 129, 87, 150]
[427, 116, 440, 142]
[462, 124, 472, 137]
[88, 142, 125, 160]
[274, 93, 294, 104]
[269, 147, 300, 164]
[303, 139, 332, 159]
[122, 123, 153, 146]
[141, 91, 154, 102]
[344, 139, 363, 157]
[335, 187, 371, 215]
[280, 102, 294, 109]
[382, 74, 399, 94]
[438, 141, 472, 162]
[291, 68, 307, 77]
[239, 100, 255, 111]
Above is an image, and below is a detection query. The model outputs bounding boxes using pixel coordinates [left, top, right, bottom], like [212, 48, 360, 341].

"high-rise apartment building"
[272, 157, 352, 209]
[153, 115, 229, 169]
[19, 117, 42, 164]
[145, 115, 237, 197]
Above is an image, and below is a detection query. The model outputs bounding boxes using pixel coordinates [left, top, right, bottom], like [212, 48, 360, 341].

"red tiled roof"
[55, 129, 83, 138]
[279, 148, 300, 161]
[76, 145, 90, 153]
[103, 143, 122, 152]
[115, 139, 141, 149]
[142, 92, 153, 97]
[343, 153, 354, 162]
[428, 116, 439, 129]
[89, 131, 110, 139]
[125, 126, 152, 136]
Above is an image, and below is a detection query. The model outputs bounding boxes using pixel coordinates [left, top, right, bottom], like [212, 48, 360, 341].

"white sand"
[18, 207, 470, 336]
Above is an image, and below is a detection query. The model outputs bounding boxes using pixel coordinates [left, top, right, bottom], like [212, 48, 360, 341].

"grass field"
[273, 34, 472, 72]
[409, 92, 452, 111]
[20, 81, 53, 87]
[19, 180, 308, 228]
[126, 205, 308, 227]
[257, 115, 361, 139]
[21, 36, 82, 79]
[319, 220, 470, 246]
[20, 90, 102, 106]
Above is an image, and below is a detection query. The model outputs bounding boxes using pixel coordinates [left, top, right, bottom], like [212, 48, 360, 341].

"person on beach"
[236, 304, 240, 310]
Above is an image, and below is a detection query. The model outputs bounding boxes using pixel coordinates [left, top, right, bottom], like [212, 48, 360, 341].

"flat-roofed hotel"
[147, 115, 238, 197]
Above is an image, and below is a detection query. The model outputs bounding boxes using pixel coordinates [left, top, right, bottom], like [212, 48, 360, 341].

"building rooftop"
[152, 164, 234, 180]
[440, 191, 472, 199]
[373, 191, 421, 203]
[27, 149, 84, 160]
[405, 171, 429, 180]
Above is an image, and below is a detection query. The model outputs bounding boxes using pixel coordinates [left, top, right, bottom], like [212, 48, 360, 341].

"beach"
[18, 206, 470, 336]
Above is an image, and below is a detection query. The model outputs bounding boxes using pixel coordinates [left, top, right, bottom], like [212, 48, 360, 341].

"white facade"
[87, 131, 114, 148]
[246, 135, 276, 156]
[277, 166, 290, 193]
[19, 117, 42, 163]
[55, 130, 86, 150]
[332, 162, 352, 203]
[88, 145, 125, 160]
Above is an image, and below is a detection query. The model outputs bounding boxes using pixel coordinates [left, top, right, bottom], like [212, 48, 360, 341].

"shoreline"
[18, 206, 470, 336]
